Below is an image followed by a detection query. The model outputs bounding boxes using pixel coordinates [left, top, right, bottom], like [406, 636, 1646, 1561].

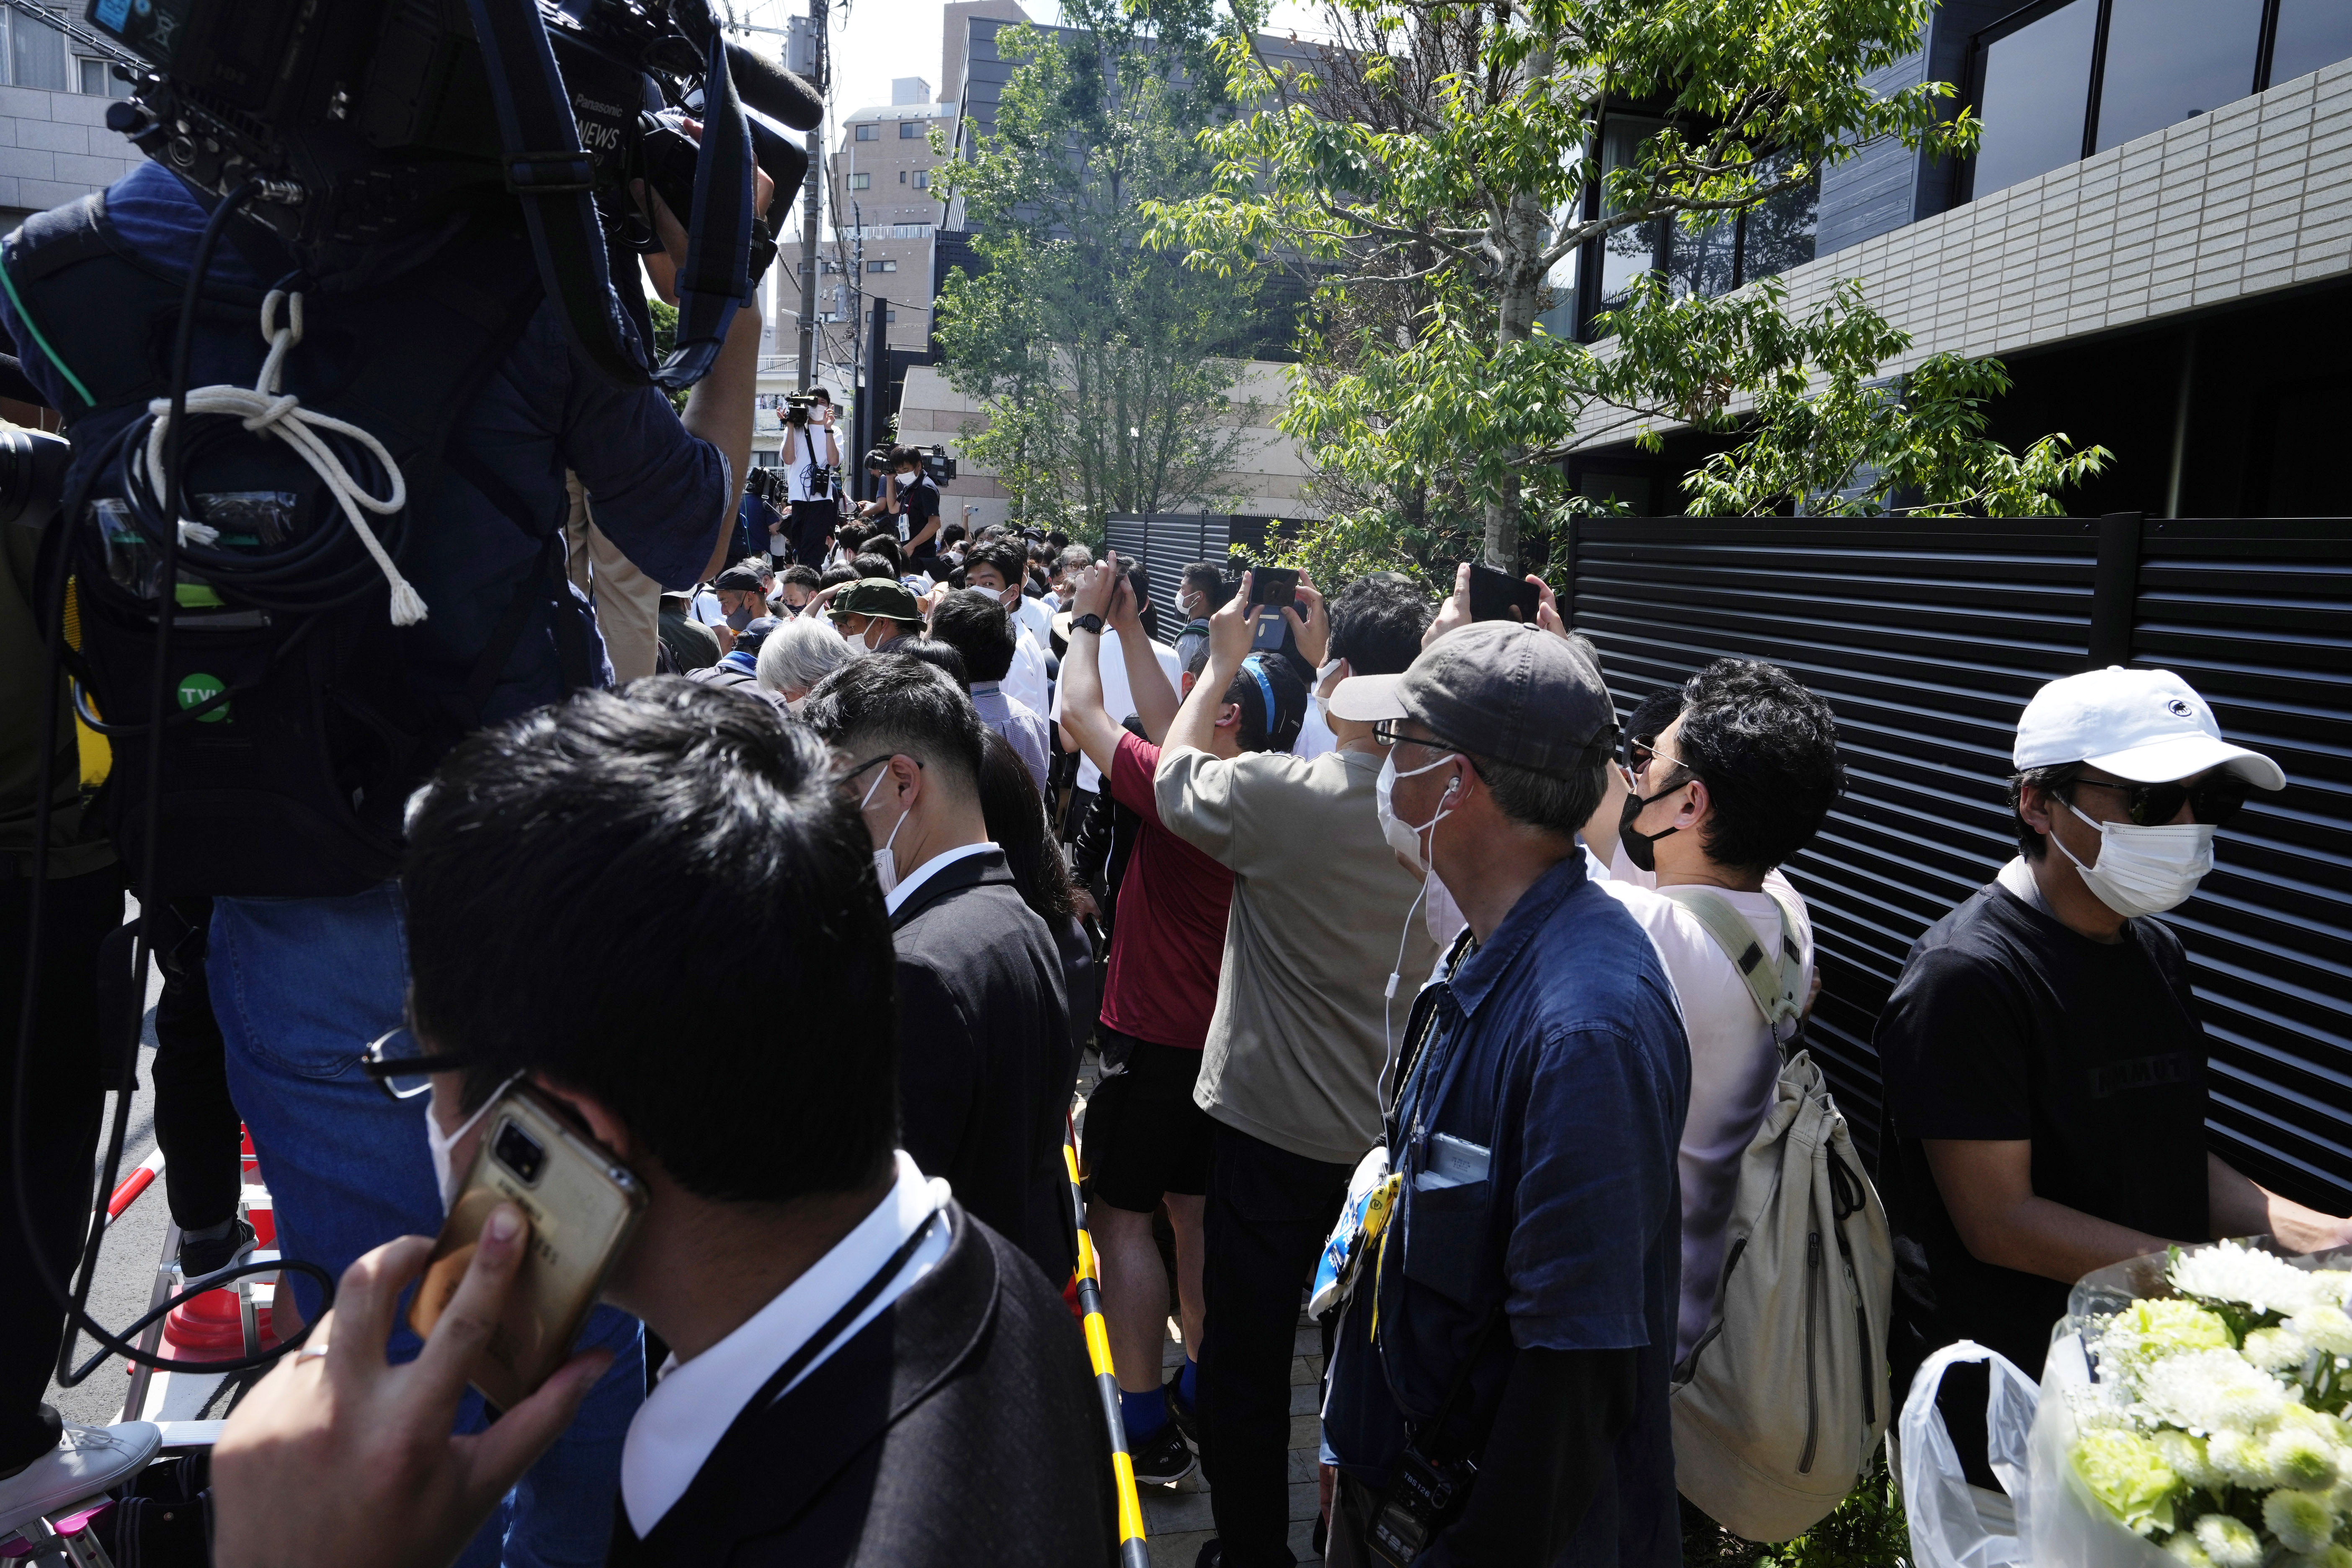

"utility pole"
[794, 0, 827, 393]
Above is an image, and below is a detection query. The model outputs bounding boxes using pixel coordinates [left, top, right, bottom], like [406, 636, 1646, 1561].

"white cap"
[2014, 666, 2285, 791]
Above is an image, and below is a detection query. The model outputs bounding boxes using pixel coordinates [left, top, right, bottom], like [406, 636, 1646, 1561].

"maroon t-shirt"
[1099, 731, 1234, 1050]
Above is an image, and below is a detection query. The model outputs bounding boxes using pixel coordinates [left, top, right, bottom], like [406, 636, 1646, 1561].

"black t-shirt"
[1873, 880, 2212, 1385]
[897, 474, 939, 550]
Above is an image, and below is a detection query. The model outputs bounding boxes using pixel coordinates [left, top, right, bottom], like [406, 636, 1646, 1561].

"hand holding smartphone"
[1246, 565, 1300, 609]
[409, 1088, 645, 1408]
[1467, 563, 1542, 624]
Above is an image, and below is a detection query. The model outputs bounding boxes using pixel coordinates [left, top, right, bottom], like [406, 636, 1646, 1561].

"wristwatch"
[1070, 613, 1106, 635]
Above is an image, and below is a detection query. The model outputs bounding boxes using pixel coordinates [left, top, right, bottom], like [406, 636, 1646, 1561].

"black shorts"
[1084, 1032, 1215, 1212]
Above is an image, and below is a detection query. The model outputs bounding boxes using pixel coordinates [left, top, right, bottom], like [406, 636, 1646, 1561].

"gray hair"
[1056, 544, 1093, 572]
[757, 615, 852, 700]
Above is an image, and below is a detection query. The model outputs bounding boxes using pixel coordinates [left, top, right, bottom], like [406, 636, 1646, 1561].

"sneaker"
[1192, 1541, 1222, 1568]
[1129, 1416, 1197, 1487]
[177, 1217, 258, 1283]
[1163, 1365, 1200, 1451]
[0, 1416, 162, 1538]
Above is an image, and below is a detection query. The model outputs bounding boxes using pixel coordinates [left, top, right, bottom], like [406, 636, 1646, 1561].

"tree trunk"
[1483, 39, 1553, 572]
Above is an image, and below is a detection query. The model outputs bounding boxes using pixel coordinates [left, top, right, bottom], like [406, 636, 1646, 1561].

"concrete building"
[1567, 0, 2352, 519]
[0, 8, 145, 236]
[818, 79, 954, 358]
[895, 359, 1318, 533]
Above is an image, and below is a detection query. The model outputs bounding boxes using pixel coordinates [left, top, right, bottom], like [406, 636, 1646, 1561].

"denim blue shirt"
[3, 164, 730, 724]
[1321, 850, 1689, 1565]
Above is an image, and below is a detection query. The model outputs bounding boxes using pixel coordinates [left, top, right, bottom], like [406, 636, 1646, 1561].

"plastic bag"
[2025, 1332, 2177, 1568]
[1898, 1341, 2040, 1568]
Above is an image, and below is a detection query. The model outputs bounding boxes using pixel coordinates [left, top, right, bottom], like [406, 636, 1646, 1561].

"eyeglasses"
[2061, 774, 2254, 828]
[1373, 720, 1470, 756]
[1625, 732, 1658, 772]
[358, 1026, 465, 1103]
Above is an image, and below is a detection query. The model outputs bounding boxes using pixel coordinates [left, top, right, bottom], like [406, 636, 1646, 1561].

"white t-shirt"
[1292, 702, 1337, 760]
[1012, 592, 1053, 652]
[689, 589, 725, 626]
[1600, 846, 1813, 1363]
[783, 424, 836, 505]
[1051, 629, 1182, 792]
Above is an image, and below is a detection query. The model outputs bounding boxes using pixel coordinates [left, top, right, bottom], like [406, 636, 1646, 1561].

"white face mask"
[427, 1074, 521, 1215]
[861, 766, 913, 897]
[2051, 801, 2216, 919]
[1374, 748, 1458, 875]
[1310, 658, 1344, 716]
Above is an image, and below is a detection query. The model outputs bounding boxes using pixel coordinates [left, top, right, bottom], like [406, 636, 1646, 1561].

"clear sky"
[726, 0, 1334, 123]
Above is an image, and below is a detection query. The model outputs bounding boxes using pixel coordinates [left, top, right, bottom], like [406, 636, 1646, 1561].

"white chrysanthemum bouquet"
[2061, 1239, 2352, 1568]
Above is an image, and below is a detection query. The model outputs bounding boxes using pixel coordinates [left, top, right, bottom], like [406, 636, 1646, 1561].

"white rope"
[142, 290, 427, 625]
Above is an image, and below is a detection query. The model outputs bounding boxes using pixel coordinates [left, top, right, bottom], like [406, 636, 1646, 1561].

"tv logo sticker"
[177, 671, 228, 723]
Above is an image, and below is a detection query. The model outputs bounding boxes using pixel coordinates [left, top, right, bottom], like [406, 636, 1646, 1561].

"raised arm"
[1057, 560, 1130, 777]
[1106, 554, 1180, 743]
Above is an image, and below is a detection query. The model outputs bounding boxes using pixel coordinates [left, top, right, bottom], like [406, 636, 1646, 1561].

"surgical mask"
[1425, 872, 1468, 948]
[2051, 801, 2216, 919]
[427, 1075, 520, 1214]
[1375, 748, 1458, 875]
[1309, 658, 1344, 716]
[1616, 774, 1689, 874]
[861, 766, 913, 898]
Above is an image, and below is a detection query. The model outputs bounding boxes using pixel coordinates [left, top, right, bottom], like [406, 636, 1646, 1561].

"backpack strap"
[1654, 886, 1806, 1041]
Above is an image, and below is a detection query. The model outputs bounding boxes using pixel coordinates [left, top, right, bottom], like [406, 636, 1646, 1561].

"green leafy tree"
[934, 1, 1269, 539]
[1151, 0, 2101, 568]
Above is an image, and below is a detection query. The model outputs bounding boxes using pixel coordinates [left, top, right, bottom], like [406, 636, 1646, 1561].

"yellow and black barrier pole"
[1065, 1125, 1150, 1568]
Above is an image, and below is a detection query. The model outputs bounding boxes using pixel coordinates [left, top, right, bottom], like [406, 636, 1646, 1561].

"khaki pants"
[562, 472, 660, 686]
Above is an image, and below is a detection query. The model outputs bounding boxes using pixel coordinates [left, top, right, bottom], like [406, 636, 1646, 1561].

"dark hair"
[1225, 652, 1308, 753]
[940, 522, 970, 551]
[2007, 763, 2079, 861]
[1329, 573, 1435, 676]
[889, 444, 924, 469]
[1672, 659, 1845, 876]
[928, 588, 1017, 683]
[978, 729, 1076, 924]
[1624, 685, 1685, 758]
[1182, 561, 1238, 611]
[894, 636, 971, 692]
[864, 447, 892, 472]
[851, 552, 898, 582]
[802, 652, 987, 800]
[964, 539, 1026, 589]
[780, 564, 821, 592]
[404, 681, 897, 1203]
[818, 564, 859, 592]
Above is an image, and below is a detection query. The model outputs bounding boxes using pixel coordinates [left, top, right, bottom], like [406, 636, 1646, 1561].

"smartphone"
[408, 1087, 647, 1409]
[1252, 610, 1294, 653]
[1467, 562, 1541, 624]
[1247, 565, 1300, 609]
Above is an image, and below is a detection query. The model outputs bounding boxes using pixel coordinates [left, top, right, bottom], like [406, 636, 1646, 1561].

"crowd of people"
[3, 154, 2344, 1568]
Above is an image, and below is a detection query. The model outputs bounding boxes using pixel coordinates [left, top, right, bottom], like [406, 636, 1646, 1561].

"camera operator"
[564, 472, 663, 685]
[1152, 572, 1438, 1568]
[207, 681, 1113, 1568]
[0, 142, 771, 1559]
[777, 397, 839, 567]
[1321, 623, 1689, 1568]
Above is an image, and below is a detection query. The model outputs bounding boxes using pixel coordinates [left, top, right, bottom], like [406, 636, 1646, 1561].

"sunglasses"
[2061, 774, 2254, 828]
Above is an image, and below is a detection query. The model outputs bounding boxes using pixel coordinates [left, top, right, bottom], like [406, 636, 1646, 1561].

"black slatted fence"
[1564, 515, 2352, 1212]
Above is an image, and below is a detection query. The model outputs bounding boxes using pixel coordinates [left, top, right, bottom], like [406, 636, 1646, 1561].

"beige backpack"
[1658, 887, 1894, 1543]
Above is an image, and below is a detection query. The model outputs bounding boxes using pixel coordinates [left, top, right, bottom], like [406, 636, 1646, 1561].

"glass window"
[913, 170, 930, 189]
[898, 169, 906, 183]
[900, 121, 921, 138]
[2272, 0, 2352, 84]
[10, 8, 67, 91]
[1663, 214, 1738, 300]
[1595, 116, 1666, 308]
[848, 173, 870, 190]
[1740, 159, 1819, 285]
[2094, 0, 2262, 152]
[854, 124, 878, 141]
[1971, 0, 2099, 199]
[867, 259, 897, 273]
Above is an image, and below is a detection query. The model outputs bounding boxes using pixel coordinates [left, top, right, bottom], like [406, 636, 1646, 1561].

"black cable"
[13, 177, 335, 1384]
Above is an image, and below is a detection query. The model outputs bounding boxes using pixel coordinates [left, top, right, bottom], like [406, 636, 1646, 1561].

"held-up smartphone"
[1467, 562, 1541, 624]
[408, 1087, 647, 1409]
[1246, 565, 1300, 609]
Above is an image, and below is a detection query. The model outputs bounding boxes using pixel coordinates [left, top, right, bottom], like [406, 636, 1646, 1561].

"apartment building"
[0, 6, 144, 236]
[1568, 0, 2352, 519]
[815, 78, 953, 358]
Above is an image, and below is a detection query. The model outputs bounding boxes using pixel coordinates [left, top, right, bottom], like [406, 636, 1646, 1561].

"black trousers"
[148, 899, 242, 1234]
[0, 866, 120, 1467]
[1200, 1123, 1352, 1568]
[784, 500, 834, 567]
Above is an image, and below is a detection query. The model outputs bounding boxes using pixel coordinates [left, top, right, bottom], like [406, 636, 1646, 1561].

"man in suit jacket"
[206, 682, 1112, 1568]
[804, 652, 1078, 1285]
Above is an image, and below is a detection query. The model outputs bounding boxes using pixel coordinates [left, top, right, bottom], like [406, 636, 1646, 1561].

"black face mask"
[1617, 776, 1688, 873]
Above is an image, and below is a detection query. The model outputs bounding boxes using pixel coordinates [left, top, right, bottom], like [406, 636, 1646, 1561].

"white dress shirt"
[883, 839, 1001, 918]
[1050, 629, 1182, 793]
[1013, 592, 1054, 652]
[619, 1151, 953, 1537]
[1003, 624, 1051, 717]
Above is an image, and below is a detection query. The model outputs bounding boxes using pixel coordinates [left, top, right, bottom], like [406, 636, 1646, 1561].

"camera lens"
[493, 1120, 546, 1185]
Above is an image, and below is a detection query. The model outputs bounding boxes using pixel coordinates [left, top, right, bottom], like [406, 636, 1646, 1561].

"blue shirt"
[1321, 852, 1689, 1565]
[3, 163, 730, 725]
